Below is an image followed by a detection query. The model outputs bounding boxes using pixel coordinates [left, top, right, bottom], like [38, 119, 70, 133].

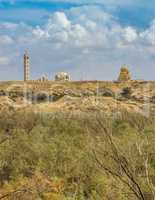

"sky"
[0, 0, 155, 80]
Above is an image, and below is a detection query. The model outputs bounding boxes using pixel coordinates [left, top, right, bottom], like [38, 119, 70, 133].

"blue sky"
[0, 0, 155, 80]
[0, 0, 154, 28]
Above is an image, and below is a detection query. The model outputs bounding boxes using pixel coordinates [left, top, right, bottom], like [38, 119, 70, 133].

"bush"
[121, 87, 132, 98]
[0, 110, 154, 199]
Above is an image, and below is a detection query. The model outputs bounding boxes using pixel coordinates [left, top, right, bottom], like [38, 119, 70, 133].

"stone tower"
[24, 51, 30, 81]
[118, 65, 131, 82]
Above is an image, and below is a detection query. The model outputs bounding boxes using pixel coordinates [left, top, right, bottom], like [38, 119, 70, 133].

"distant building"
[24, 51, 30, 81]
[118, 65, 131, 82]
[38, 75, 48, 82]
[55, 72, 70, 82]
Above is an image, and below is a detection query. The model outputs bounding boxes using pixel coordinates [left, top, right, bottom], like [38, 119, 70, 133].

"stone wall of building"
[55, 72, 70, 82]
[118, 65, 131, 82]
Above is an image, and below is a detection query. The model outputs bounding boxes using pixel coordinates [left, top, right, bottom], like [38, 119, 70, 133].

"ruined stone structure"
[38, 75, 48, 82]
[24, 51, 30, 81]
[23, 52, 133, 83]
[55, 72, 70, 82]
[23, 52, 71, 82]
[118, 65, 131, 82]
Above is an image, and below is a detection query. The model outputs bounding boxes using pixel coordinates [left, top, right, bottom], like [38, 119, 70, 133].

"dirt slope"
[0, 80, 155, 115]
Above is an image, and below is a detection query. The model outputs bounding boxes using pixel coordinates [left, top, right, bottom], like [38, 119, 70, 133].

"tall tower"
[24, 51, 30, 81]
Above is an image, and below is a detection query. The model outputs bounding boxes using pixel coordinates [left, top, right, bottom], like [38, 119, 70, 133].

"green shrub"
[0, 110, 154, 199]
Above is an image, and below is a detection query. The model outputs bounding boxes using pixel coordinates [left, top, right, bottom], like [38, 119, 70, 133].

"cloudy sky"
[0, 0, 155, 80]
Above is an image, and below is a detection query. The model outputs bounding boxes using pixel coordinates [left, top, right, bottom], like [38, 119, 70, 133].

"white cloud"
[52, 12, 71, 29]
[32, 11, 90, 45]
[123, 27, 138, 43]
[31, 9, 139, 49]
[0, 35, 13, 44]
[32, 26, 48, 39]
[0, 5, 155, 80]
[0, 56, 10, 65]
[0, 22, 18, 30]
[140, 20, 155, 45]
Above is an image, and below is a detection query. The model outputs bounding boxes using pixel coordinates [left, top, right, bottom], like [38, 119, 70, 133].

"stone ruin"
[38, 75, 48, 82]
[55, 72, 70, 82]
[118, 65, 131, 82]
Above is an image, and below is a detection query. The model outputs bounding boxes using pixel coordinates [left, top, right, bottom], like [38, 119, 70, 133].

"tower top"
[120, 64, 129, 72]
[24, 50, 29, 57]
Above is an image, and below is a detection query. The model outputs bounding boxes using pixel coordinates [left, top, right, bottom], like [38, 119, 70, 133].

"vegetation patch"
[0, 111, 154, 199]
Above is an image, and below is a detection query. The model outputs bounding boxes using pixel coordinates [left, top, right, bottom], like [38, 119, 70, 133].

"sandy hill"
[0, 80, 155, 115]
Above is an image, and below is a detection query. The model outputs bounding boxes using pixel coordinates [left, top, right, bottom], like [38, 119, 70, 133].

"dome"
[55, 72, 70, 82]
[120, 65, 130, 72]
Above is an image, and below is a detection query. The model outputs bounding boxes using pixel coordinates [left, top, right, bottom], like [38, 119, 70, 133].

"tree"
[89, 113, 155, 200]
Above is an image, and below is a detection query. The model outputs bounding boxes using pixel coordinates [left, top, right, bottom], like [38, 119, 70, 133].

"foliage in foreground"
[0, 111, 155, 199]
